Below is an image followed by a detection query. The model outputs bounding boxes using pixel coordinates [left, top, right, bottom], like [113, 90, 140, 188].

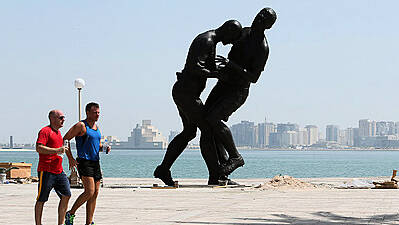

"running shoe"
[64, 211, 75, 225]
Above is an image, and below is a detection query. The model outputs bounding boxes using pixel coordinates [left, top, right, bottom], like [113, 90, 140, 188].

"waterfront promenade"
[1, 177, 399, 224]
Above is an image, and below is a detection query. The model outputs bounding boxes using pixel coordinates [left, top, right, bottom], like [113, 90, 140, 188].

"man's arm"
[189, 37, 219, 78]
[228, 60, 262, 83]
[63, 122, 85, 170]
[216, 55, 265, 83]
[63, 140, 77, 171]
[194, 58, 217, 78]
[36, 143, 64, 155]
[63, 121, 85, 141]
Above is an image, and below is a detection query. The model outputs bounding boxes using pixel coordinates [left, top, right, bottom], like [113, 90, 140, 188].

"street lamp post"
[74, 78, 85, 121]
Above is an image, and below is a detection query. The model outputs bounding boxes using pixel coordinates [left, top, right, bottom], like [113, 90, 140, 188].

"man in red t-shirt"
[35, 109, 71, 225]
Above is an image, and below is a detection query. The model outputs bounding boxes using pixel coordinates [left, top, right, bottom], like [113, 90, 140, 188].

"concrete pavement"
[1, 177, 399, 224]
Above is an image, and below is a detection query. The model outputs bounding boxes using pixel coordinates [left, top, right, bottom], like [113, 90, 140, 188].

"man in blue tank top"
[63, 102, 111, 225]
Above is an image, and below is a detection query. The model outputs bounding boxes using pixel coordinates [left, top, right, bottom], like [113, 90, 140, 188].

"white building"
[297, 130, 308, 146]
[269, 131, 297, 147]
[126, 120, 168, 149]
[305, 125, 318, 145]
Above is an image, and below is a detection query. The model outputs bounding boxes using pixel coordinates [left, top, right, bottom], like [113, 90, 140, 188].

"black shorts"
[77, 158, 102, 181]
[36, 171, 71, 202]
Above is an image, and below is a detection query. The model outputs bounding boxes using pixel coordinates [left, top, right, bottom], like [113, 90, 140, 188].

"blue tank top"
[75, 120, 101, 161]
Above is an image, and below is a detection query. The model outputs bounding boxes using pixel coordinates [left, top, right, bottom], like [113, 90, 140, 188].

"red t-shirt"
[36, 126, 63, 174]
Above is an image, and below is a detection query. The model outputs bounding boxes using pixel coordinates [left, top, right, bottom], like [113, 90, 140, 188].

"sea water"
[0, 149, 397, 178]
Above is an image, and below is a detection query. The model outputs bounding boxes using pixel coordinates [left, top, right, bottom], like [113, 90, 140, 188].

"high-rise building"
[257, 122, 275, 148]
[276, 123, 299, 133]
[304, 125, 318, 145]
[338, 129, 346, 145]
[231, 121, 256, 147]
[286, 131, 298, 146]
[359, 119, 376, 137]
[269, 132, 281, 147]
[387, 121, 395, 135]
[10, 136, 13, 149]
[254, 125, 259, 147]
[268, 123, 300, 147]
[269, 131, 297, 147]
[352, 128, 360, 146]
[376, 121, 395, 136]
[371, 120, 377, 136]
[344, 127, 359, 146]
[297, 130, 307, 146]
[326, 125, 339, 142]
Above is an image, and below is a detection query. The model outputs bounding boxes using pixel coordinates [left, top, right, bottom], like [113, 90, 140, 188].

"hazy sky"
[1, 1, 399, 144]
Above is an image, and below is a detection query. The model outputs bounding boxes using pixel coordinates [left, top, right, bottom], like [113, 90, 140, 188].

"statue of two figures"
[154, 8, 277, 186]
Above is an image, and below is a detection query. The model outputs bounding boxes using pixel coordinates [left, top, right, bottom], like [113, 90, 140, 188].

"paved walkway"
[1, 178, 399, 224]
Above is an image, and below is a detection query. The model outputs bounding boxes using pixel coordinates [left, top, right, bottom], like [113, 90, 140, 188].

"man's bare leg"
[68, 176, 95, 215]
[85, 180, 100, 224]
[35, 201, 44, 225]
[58, 195, 70, 225]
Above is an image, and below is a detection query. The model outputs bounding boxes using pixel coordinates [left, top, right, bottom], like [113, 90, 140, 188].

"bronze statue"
[204, 8, 277, 178]
[154, 20, 243, 186]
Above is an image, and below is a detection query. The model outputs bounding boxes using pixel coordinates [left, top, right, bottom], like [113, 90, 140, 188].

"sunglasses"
[59, 116, 65, 120]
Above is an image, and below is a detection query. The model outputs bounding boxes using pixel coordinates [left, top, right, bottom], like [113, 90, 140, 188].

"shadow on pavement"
[172, 211, 399, 224]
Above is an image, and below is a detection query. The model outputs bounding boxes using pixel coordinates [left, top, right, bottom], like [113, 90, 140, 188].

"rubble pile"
[5, 176, 38, 184]
[255, 175, 318, 190]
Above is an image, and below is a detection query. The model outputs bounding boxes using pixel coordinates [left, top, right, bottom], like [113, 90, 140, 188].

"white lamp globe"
[74, 78, 85, 89]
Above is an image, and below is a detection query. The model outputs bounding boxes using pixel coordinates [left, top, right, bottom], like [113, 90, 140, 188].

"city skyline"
[1, 1, 399, 143]
[4, 117, 399, 146]
[230, 118, 399, 149]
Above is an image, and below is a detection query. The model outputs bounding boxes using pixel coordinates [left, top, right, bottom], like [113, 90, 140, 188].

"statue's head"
[217, 20, 242, 45]
[252, 8, 277, 31]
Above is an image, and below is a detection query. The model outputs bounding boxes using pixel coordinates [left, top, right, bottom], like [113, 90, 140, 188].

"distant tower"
[10, 136, 13, 149]
[326, 125, 339, 142]
[359, 119, 376, 137]
[305, 125, 319, 145]
[231, 121, 256, 147]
